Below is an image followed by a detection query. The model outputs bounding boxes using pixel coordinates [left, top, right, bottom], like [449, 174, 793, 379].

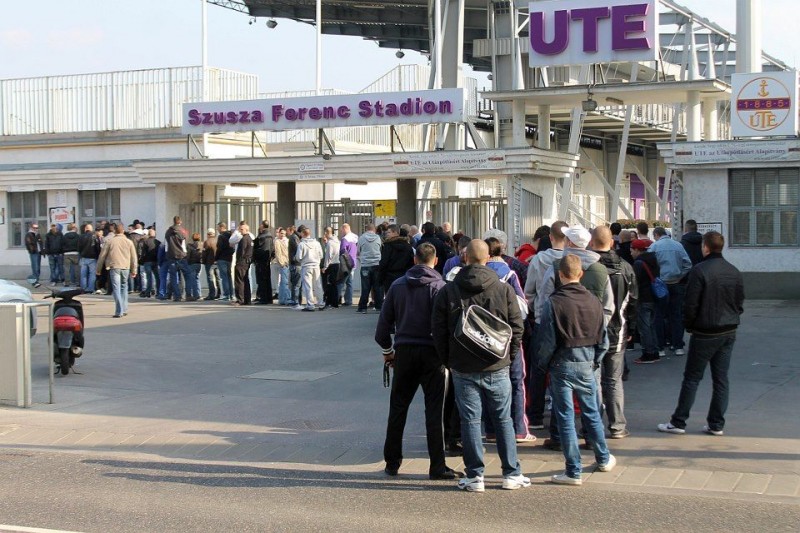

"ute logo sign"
[732, 71, 799, 138]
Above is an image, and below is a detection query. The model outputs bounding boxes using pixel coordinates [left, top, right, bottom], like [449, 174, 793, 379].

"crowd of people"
[372, 218, 744, 491]
[24, 214, 745, 488]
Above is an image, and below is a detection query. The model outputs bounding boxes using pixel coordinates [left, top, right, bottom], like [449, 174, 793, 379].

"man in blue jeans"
[538, 254, 615, 485]
[659, 231, 744, 436]
[432, 240, 527, 492]
[357, 223, 383, 313]
[24, 223, 43, 287]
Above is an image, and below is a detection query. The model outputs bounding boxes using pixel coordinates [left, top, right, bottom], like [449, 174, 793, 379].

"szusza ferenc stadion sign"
[181, 88, 465, 134]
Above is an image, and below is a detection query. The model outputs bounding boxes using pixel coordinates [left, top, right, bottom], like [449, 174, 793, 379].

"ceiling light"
[395, 50, 405, 59]
[582, 92, 598, 112]
[267, 19, 278, 29]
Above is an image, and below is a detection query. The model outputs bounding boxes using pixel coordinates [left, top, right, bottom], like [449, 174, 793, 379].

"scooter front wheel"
[59, 347, 70, 375]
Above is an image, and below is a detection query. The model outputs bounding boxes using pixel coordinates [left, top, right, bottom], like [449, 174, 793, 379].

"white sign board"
[182, 89, 465, 134]
[696, 223, 723, 235]
[393, 151, 507, 173]
[731, 71, 799, 138]
[49, 207, 75, 225]
[528, 0, 658, 68]
[673, 140, 800, 165]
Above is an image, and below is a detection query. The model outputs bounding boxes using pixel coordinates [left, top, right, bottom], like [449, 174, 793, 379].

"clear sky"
[0, 1, 796, 93]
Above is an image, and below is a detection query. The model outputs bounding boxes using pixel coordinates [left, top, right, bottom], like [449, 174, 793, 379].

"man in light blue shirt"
[648, 227, 693, 355]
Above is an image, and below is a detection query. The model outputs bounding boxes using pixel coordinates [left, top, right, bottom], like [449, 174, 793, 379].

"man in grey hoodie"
[296, 227, 324, 311]
[357, 223, 383, 313]
[524, 220, 568, 429]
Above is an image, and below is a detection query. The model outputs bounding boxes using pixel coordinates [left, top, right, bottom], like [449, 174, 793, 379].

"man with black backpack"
[253, 221, 275, 305]
[591, 226, 637, 439]
[432, 240, 527, 492]
[215, 222, 235, 301]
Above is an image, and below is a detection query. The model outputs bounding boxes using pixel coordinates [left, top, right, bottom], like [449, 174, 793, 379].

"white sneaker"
[597, 454, 617, 472]
[551, 473, 582, 486]
[292, 304, 303, 310]
[658, 349, 666, 357]
[516, 434, 537, 444]
[657, 422, 686, 434]
[674, 348, 685, 356]
[703, 425, 724, 436]
[457, 476, 485, 492]
[502, 474, 531, 490]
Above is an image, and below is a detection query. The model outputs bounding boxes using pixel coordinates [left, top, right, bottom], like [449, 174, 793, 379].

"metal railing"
[0, 66, 258, 135]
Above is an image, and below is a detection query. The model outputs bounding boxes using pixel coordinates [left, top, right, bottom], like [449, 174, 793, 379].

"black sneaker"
[543, 438, 562, 451]
[384, 464, 399, 476]
[446, 442, 463, 457]
[429, 467, 462, 480]
[609, 429, 630, 439]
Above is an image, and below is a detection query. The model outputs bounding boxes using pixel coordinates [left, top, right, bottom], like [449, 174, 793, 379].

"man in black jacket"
[375, 243, 459, 481]
[681, 219, 704, 266]
[253, 221, 275, 304]
[232, 222, 254, 306]
[25, 223, 44, 287]
[631, 239, 661, 364]
[432, 240, 527, 492]
[419, 222, 449, 275]
[44, 224, 65, 284]
[214, 222, 234, 301]
[377, 224, 414, 294]
[164, 216, 193, 302]
[78, 224, 100, 293]
[592, 226, 637, 439]
[62, 223, 81, 287]
[138, 229, 160, 298]
[658, 232, 744, 437]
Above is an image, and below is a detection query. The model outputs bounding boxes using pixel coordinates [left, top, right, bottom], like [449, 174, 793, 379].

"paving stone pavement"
[0, 296, 798, 504]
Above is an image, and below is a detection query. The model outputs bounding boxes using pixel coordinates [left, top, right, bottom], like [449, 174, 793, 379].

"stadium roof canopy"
[208, 1, 789, 75]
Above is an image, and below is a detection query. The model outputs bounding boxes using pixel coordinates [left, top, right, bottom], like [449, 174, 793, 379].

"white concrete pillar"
[736, 0, 762, 73]
[512, 99, 527, 147]
[703, 100, 719, 141]
[537, 105, 551, 149]
[687, 92, 702, 142]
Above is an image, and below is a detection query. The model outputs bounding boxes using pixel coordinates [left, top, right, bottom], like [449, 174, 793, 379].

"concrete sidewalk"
[0, 294, 798, 502]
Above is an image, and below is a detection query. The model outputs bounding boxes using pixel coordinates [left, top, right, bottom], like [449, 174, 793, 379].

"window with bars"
[78, 189, 121, 229]
[8, 191, 48, 248]
[729, 169, 799, 247]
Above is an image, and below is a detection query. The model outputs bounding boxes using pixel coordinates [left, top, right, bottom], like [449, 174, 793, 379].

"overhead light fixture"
[582, 91, 598, 112]
[395, 50, 405, 59]
[248, 17, 256, 25]
[344, 180, 368, 185]
[321, 153, 332, 160]
[487, 74, 493, 81]
[266, 19, 278, 29]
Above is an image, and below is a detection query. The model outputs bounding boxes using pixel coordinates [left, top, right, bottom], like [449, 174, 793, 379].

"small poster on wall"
[49, 207, 75, 225]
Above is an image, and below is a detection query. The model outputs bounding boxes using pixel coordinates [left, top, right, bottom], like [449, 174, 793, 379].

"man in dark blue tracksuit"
[375, 242, 460, 481]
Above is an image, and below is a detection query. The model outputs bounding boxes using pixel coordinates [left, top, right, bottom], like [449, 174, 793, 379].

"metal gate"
[179, 201, 277, 234]
[296, 200, 375, 237]
[417, 197, 507, 240]
[519, 189, 543, 245]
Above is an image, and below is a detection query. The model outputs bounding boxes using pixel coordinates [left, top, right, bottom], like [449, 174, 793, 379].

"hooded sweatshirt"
[378, 236, 414, 287]
[431, 264, 524, 373]
[296, 236, 323, 268]
[375, 264, 445, 349]
[538, 247, 614, 323]
[524, 247, 563, 322]
[357, 231, 382, 267]
[681, 231, 703, 266]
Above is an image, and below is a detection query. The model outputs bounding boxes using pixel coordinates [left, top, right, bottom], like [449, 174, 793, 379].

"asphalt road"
[0, 449, 797, 533]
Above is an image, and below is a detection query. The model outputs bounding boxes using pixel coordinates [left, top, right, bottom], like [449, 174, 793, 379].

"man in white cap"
[537, 225, 613, 321]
